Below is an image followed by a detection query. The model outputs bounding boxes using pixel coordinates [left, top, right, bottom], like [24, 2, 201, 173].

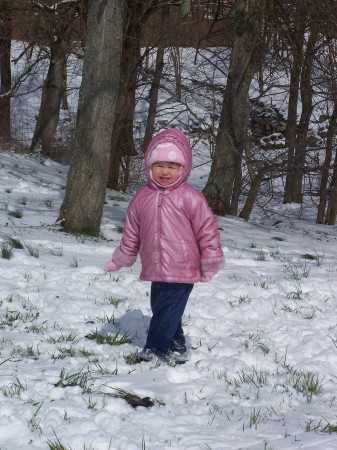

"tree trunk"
[30, 40, 67, 157]
[287, 28, 317, 203]
[107, 41, 139, 190]
[0, 1, 11, 142]
[30, 2, 80, 158]
[239, 171, 264, 220]
[326, 158, 337, 225]
[283, 2, 306, 203]
[58, 0, 124, 235]
[203, 0, 266, 216]
[317, 101, 337, 224]
[107, 1, 153, 190]
[142, 3, 169, 153]
[239, 145, 267, 221]
[170, 47, 182, 101]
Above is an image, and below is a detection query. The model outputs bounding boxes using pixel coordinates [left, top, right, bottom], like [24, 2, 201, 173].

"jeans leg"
[171, 321, 186, 351]
[145, 282, 193, 355]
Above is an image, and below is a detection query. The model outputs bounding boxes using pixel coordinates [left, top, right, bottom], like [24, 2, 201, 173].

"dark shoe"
[139, 348, 157, 362]
[169, 339, 189, 363]
[170, 339, 187, 354]
[169, 349, 190, 364]
[139, 348, 170, 363]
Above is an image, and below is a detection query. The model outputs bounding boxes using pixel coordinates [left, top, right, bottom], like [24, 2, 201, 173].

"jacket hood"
[145, 128, 192, 189]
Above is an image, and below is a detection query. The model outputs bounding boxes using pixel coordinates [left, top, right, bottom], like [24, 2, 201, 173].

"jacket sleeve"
[188, 189, 225, 278]
[110, 196, 140, 269]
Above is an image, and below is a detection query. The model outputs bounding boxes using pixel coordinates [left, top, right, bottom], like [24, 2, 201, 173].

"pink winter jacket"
[109, 128, 224, 283]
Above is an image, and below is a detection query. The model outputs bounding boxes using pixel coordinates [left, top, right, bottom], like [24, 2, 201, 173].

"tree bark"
[30, 40, 67, 157]
[58, 0, 124, 235]
[285, 26, 317, 203]
[203, 0, 266, 216]
[142, 3, 169, 153]
[326, 159, 337, 225]
[107, 1, 156, 190]
[317, 101, 337, 224]
[283, 1, 306, 203]
[30, 2, 80, 158]
[0, 1, 11, 142]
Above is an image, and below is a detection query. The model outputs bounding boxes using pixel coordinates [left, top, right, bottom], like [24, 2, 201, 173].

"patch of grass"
[27, 400, 43, 433]
[1, 241, 13, 259]
[301, 251, 324, 267]
[85, 330, 131, 346]
[242, 330, 270, 354]
[12, 344, 40, 359]
[302, 307, 316, 320]
[54, 368, 93, 393]
[301, 253, 317, 260]
[18, 196, 27, 205]
[103, 387, 155, 408]
[47, 435, 73, 450]
[260, 280, 268, 289]
[124, 349, 142, 365]
[292, 370, 323, 402]
[2, 375, 26, 398]
[26, 244, 39, 258]
[321, 422, 337, 433]
[51, 347, 77, 359]
[83, 397, 99, 410]
[96, 312, 115, 324]
[69, 254, 78, 268]
[270, 248, 280, 259]
[47, 333, 78, 344]
[9, 237, 24, 249]
[281, 303, 300, 313]
[2, 308, 39, 329]
[25, 322, 47, 333]
[279, 353, 323, 402]
[246, 408, 261, 429]
[286, 282, 303, 300]
[229, 295, 251, 307]
[45, 199, 53, 208]
[8, 209, 23, 218]
[238, 366, 269, 388]
[282, 259, 310, 281]
[1, 310, 21, 327]
[103, 295, 126, 307]
[48, 244, 63, 256]
[256, 249, 266, 261]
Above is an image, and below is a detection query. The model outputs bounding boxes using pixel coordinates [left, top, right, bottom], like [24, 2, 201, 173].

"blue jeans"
[144, 282, 194, 356]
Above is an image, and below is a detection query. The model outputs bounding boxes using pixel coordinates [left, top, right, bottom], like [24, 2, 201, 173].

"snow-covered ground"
[1, 149, 337, 450]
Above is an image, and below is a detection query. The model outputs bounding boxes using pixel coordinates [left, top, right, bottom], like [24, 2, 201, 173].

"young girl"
[104, 128, 224, 363]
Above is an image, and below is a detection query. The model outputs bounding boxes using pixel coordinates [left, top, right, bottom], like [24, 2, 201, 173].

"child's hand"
[104, 261, 118, 272]
[200, 257, 224, 282]
[201, 272, 214, 282]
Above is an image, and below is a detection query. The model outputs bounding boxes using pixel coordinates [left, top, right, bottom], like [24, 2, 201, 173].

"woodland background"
[1, 0, 337, 233]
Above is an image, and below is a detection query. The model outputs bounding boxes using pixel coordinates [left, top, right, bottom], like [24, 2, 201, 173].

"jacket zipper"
[157, 191, 163, 278]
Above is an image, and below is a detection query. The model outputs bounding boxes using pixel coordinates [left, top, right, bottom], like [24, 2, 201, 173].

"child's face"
[151, 161, 183, 186]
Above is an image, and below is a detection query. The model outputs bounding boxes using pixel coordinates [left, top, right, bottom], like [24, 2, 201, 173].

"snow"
[1, 149, 337, 450]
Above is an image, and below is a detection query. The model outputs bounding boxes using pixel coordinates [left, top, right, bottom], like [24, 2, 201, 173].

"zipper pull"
[158, 192, 163, 207]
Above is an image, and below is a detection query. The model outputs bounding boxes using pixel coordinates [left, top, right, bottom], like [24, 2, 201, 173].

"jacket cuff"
[112, 246, 137, 268]
[201, 255, 225, 274]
